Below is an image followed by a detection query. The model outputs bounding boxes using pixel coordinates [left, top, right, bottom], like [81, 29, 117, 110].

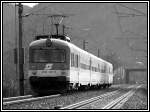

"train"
[28, 35, 113, 94]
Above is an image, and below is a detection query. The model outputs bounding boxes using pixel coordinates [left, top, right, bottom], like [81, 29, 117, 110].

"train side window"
[70, 53, 72, 66]
[102, 64, 104, 73]
[71, 53, 72, 66]
[99, 64, 101, 72]
[74, 54, 76, 67]
[72, 53, 74, 67]
[101, 64, 103, 73]
[71, 53, 73, 67]
[73, 54, 75, 67]
[76, 55, 77, 67]
[74, 54, 77, 68]
[73, 54, 74, 67]
[105, 66, 107, 73]
[72, 54, 73, 66]
[103, 65, 106, 73]
[78, 55, 80, 68]
[76, 55, 79, 68]
[104, 64, 106, 73]
[75, 54, 77, 68]
[75, 55, 78, 68]
[107, 67, 109, 73]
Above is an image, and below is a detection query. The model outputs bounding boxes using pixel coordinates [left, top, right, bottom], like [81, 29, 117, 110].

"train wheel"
[90, 85, 94, 90]
[98, 85, 102, 89]
[68, 83, 73, 91]
[84, 85, 89, 91]
[78, 85, 85, 91]
[75, 83, 79, 91]
[103, 85, 106, 89]
[87, 84, 90, 90]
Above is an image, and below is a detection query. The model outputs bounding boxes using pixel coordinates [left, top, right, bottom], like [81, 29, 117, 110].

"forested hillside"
[3, 3, 147, 97]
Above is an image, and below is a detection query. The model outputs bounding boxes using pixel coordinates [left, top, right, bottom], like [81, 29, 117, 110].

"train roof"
[29, 38, 69, 48]
[68, 42, 112, 66]
[29, 38, 112, 66]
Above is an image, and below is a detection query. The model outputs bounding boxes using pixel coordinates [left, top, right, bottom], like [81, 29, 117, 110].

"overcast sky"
[22, 3, 38, 7]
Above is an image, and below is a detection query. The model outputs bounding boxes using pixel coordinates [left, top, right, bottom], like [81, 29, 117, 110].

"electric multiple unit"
[28, 35, 113, 94]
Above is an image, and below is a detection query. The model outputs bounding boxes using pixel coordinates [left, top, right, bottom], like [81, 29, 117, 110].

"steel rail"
[3, 95, 33, 102]
[60, 84, 140, 109]
[3, 94, 61, 106]
[102, 85, 142, 109]
[102, 90, 135, 109]
[60, 90, 119, 109]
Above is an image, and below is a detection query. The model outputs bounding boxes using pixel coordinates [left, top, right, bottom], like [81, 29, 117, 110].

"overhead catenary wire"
[22, 3, 65, 37]
[117, 3, 147, 17]
[113, 3, 124, 34]
[113, 3, 147, 53]
[22, 4, 51, 17]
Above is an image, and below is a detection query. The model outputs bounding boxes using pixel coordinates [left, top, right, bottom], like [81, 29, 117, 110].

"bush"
[3, 79, 19, 97]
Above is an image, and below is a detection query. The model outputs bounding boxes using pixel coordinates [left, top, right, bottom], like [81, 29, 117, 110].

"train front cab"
[28, 39, 70, 94]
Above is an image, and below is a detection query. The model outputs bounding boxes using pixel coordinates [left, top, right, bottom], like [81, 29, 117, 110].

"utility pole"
[83, 40, 88, 51]
[98, 49, 100, 57]
[18, 3, 24, 96]
[62, 25, 66, 35]
[43, 22, 45, 34]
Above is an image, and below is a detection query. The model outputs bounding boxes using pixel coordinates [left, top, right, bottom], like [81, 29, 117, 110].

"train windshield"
[30, 49, 65, 63]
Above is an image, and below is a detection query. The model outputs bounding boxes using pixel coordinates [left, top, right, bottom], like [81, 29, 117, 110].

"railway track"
[3, 95, 33, 102]
[102, 85, 142, 109]
[3, 85, 122, 108]
[3, 94, 61, 106]
[60, 90, 120, 109]
[60, 84, 141, 109]
[3, 84, 141, 109]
